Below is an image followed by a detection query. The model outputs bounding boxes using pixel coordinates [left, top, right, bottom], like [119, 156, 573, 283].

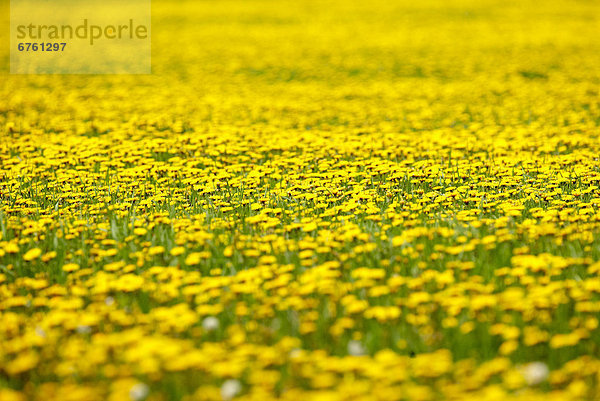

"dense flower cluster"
[2, 0, 600, 399]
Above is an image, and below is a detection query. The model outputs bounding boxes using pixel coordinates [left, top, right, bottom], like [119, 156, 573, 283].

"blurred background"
[1, 0, 599, 135]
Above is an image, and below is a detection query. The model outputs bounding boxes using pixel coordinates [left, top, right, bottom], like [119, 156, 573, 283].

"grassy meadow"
[2, 0, 600, 400]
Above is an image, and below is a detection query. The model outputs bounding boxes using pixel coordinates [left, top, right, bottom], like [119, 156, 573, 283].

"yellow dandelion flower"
[170, 246, 185, 256]
[5, 242, 20, 254]
[62, 263, 80, 272]
[134, 227, 147, 236]
[23, 248, 42, 261]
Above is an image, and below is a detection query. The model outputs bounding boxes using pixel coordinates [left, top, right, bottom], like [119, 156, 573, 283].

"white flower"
[105, 296, 115, 306]
[76, 325, 91, 334]
[220, 379, 241, 400]
[35, 326, 46, 338]
[289, 348, 302, 359]
[347, 340, 366, 356]
[202, 316, 220, 331]
[519, 362, 549, 386]
[129, 383, 149, 401]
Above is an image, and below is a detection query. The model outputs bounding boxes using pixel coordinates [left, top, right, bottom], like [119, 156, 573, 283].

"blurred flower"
[348, 340, 366, 356]
[129, 382, 149, 401]
[202, 316, 220, 331]
[221, 379, 241, 400]
[519, 362, 549, 386]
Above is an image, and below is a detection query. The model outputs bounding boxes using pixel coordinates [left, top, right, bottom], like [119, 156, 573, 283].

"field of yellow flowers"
[2, 0, 600, 400]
